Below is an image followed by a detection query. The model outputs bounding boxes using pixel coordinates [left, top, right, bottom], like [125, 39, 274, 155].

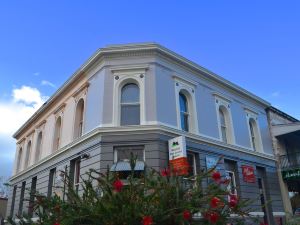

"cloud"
[271, 91, 280, 97]
[41, 80, 56, 88]
[33, 72, 40, 76]
[0, 86, 48, 177]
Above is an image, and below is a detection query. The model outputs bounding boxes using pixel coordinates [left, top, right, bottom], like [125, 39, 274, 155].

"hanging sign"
[282, 168, 300, 180]
[241, 165, 255, 183]
[168, 136, 189, 175]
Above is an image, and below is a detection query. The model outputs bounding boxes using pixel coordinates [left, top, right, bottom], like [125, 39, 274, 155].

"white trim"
[245, 110, 264, 153]
[214, 94, 235, 144]
[11, 124, 276, 181]
[112, 67, 146, 126]
[174, 77, 199, 134]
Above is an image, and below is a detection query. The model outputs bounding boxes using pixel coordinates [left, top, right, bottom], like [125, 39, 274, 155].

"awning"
[110, 161, 145, 172]
[272, 123, 300, 137]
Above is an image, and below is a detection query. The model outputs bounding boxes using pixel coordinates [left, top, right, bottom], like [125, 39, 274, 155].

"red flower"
[113, 179, 124, 192]
[183, 210, 192, 220]
[210, 197, 221, 208]
[229, 199, 237, 208]
[160, 168, 170, 177]
[142, 216, 153, 225]
[209, 212, 220, 224]
[53, 221, 60, 225]
[212, 171, 221, 182]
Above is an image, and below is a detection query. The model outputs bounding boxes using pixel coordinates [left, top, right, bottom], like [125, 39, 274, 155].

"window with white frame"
[53, 116, 62, 151]
[70, 158, 81, 193]
[16, 147, 23, 172]
[24, 141, 32, 169]
[245, 109, 263, 152]
[74, 99, 85, 139]
[225, 170, 237, 196]
[187, 151, 197, 176]
[35, 132, 43, 163]
[174, 76, 198, 134]
[179, 92, 189, 132]
[120, 83, 140, 125]
[214, 94, 235, 144]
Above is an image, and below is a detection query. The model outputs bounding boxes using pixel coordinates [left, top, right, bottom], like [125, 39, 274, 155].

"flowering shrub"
[8, 157, 254, 225]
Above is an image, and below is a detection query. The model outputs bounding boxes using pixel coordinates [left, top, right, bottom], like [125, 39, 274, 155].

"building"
[266, 106, 300, 216]
[7, 43, 285, 224]
[0, 197, 7, 224]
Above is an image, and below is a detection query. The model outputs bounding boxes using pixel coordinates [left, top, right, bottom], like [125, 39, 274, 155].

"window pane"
[121, 83, 139, 103]
[179, 93, 188, 113]
[219, 109, 226, 126]
[187, 152, 196, 176]
[221, 126, 228, 143]
[181, 112, 189, 132]
[117, 148, 144, 161]
[121, 105, 140, 125]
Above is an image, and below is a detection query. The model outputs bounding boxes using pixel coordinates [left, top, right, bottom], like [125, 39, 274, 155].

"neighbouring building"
[0, 197, 7, 224]
[7, 43, 285, 224]
[266, 106, 300, 216]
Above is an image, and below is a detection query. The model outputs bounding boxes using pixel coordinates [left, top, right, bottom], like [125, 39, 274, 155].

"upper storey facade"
[12, 43, 274, 176]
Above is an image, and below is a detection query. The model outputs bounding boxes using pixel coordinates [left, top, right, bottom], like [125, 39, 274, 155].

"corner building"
[7, 43, 284, 224]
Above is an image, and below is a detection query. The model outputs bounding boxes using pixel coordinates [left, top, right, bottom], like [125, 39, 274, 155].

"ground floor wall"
[6, 130, 285, 224]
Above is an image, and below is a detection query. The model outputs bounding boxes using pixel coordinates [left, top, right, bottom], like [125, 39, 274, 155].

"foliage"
[8, 156, 254, 225]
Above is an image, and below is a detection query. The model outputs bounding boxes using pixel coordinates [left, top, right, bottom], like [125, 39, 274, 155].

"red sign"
[170, 157, 189, 176]
[241, 165, 255, 183]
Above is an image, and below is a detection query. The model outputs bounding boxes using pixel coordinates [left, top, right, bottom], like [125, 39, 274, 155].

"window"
[24, 141, 32, 168]
[112, 146, 145, 179]
[10, 185, 17, 217]
[249, 118, 261, 151]
[53, 117, 62, 151]
[48, 168, 56, 197]
[74, 99, 84, 139]
[219, 108, 228, 143]
[18, 181, 26, 216]
[28, 176, 37, 217]
[16, 147, 22, 172]
[70, 158, 81, 193]
[225, 171, 237, 196]
[120, 83, 140, 125]
[187, 152, 197, 176]
[35, 132, 42, 163]
[179, 92, 189, 132]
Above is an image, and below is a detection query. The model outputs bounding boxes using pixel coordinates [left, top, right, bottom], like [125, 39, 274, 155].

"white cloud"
[41, 80, 56, 88]
[0, 86, 48, 176]
[33, 72, 40, 76]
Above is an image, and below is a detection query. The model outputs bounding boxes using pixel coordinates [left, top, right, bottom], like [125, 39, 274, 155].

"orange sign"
[170, 157, 189, 175]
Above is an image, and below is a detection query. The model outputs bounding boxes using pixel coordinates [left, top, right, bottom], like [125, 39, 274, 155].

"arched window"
[249, 118, 260, 151]
[24, 141, 32, 168]
[53, 117, 62, 151]
[219, 107, 228, 143]
[179, 92, 189, 132]
[35, 132, 42, 163]
[120, 83, 140, 125]
[16, 147, 23, 172]
[74, 99, 84, 139]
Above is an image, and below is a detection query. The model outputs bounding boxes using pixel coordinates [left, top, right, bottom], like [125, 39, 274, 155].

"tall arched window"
[74, 99, 84, 139]
[16, 147, 23, 172]
[249, 118, 260, 151]
[179, 92, 189, 132]
[219, 107, 228, 143]
[35, 132, 42, 163]
[120, 83, 140, 125]
[24, 141, 32, 168]
[53, 117, 62, 151]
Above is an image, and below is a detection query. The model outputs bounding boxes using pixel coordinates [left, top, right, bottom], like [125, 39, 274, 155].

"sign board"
[241, 165, 255, 183]
[282, 168, 300, 180]
[168, 136, 188, 175]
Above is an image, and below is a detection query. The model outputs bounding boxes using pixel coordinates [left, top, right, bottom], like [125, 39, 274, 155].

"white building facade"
[7, 43, 284, 224]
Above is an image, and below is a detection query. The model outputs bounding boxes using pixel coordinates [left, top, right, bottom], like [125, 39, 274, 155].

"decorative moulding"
[212, 92, 232, 103]
[172, 74, 198, 87]
[72, 82, 90, 99]
[53, 103, 66, 115]
[17, 137, 26, 145]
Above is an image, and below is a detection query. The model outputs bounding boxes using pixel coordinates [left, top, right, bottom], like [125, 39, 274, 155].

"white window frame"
[225, 170, 238, 196]
[187, 151, 197, 176]
[73, 158, 81, 192]
[213, 93, 235, 144]
[114, 146, 145, 163]
[112, 66, 147, 126]
[245, 109, 263, 153]
[174, 76, 199, 134]
[73, 98, 85, 139]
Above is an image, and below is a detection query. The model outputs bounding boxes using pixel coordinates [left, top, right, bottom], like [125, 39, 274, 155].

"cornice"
[72, 82, 90, 99]
[53, 103, 66, 115]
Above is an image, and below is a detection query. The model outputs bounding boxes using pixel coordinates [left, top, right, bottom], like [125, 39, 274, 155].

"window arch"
[249, 118, 261, 151]
[74, 99, 85, 139]
[24, 141, 32, 168]
[120, 83, 140, 125]
[35, 132, 42, 163]
[16, 147, 23, 172]
[219, 107, 228, 143]
[179, 92, 189, 132]
[53, 117, 62, 151]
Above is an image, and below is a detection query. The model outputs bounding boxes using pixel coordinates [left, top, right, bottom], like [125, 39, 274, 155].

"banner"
[241, 165, 255, 183]
[168, 136, 189, 175]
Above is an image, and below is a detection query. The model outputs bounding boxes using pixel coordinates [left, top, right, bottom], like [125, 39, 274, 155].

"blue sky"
[0, 1, 299, 178]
